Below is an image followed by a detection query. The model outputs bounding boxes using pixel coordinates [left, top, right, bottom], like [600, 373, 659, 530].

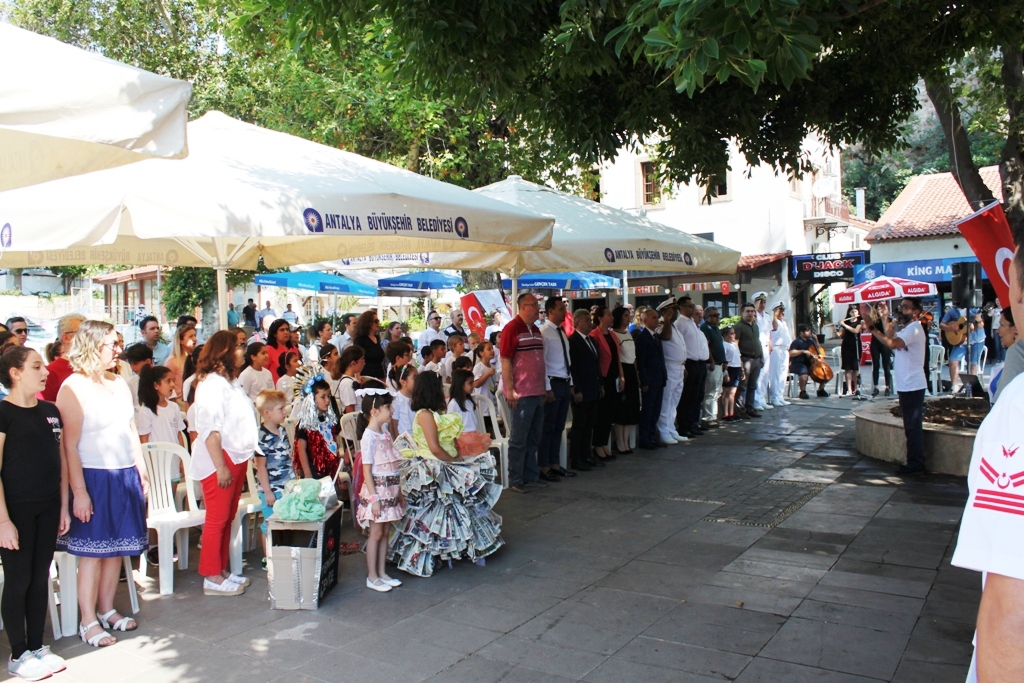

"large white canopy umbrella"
[0, 22, 191, 191]
[0, 113, 554, 327]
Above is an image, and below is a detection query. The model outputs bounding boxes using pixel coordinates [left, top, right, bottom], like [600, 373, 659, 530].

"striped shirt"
[500, 316, 546, 397]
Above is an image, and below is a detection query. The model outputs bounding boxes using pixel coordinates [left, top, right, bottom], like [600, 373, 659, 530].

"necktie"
[557, 326, 571, 376]
[586, 335, 596, 357]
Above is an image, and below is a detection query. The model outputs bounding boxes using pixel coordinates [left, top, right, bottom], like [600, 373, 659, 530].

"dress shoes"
[637, 444, 657, 451]
[539, 470, 561, 482]
[553, 467, 577, 477]
[572, 460, 593, 470]
[746, 410, 762, 418]
[587, 458, 606, 467]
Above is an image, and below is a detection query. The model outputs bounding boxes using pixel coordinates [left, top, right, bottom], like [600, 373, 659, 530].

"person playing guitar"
[788, 324, 832, 400]
[939, 303, 985, 392]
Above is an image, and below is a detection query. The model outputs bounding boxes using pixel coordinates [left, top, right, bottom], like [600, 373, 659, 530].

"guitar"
[943, 316, 968, 346]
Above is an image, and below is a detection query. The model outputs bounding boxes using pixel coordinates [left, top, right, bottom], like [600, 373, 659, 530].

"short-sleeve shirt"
[942, 306, 985, 346]
[500, 316, 546, 397]
[137, 402, 186, 444]
[789, 337, 818, 373]
[952, 373, 1024, 580]
[257, 425, 293, 496]
[239, 366, 274, 402]
[894, 321, 927, 392]
[336, 376, 359, 411]
[446, 397, 478, 432]
[0, 401, 62, 503]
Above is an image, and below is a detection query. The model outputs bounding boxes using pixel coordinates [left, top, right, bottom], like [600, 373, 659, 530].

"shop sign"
[790, 251, 868, 281]
[854, 256, 987, 284]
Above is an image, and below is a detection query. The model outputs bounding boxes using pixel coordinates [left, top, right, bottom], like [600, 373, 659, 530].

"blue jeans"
[508, 395, 544, 486]
[538, 380, 570, 468]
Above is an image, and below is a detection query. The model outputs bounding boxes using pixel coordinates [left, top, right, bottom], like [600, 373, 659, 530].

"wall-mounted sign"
[790, 251, 868, 281]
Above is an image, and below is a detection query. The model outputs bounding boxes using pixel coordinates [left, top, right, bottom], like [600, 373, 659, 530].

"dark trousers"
[871, 337, 893, 389]
[570, 400, 599, 466]
[679, 359, 708, 432]
[737, 355, 763, 413]
[639, 384, 664, 446]
[898, 389, 926, 469]
[538, 380, 571, 468]
[0, 498, 61, 658]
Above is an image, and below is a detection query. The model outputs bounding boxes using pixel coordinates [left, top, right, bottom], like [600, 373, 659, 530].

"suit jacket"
[635, 327, 667, 389]
[589, 327, 622, 378]
[569, 331, 602, 402]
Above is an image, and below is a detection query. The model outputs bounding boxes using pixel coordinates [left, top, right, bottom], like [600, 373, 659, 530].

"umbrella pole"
[622, 270, 629, 307]
[216, 266, 229, 332]
[512, 277, 518, 314]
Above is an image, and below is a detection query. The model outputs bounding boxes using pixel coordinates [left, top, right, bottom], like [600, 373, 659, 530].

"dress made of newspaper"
[387, 452, 504, 577]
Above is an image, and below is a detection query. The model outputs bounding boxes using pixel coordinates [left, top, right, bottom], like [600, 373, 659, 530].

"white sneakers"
[8, 649, 62, 681]
[204, 577, 245, 596]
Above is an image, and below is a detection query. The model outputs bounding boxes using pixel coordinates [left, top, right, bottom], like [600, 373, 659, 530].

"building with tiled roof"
[867, 166, 1002, 243]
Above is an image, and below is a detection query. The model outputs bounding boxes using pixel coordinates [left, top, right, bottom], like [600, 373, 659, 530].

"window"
[641, 161, 661, 206]
[707, 173, 730, 202]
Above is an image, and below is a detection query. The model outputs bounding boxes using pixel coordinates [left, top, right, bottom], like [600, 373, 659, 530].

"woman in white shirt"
[56, 321, 148, 646]
[191, 331, 258, 597]
[238, 343, 274, 402]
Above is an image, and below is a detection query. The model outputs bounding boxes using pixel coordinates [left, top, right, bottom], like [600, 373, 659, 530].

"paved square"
[20, 401, 977, 682]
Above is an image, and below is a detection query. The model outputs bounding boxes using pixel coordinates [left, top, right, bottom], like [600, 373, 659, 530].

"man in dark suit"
[635, 305, 667, 449]
[568, 308, 602, 471]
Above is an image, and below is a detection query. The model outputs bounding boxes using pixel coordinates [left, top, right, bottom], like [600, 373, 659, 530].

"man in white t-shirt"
[863, 297, 927, 475]
[950, 246, 1024, 682]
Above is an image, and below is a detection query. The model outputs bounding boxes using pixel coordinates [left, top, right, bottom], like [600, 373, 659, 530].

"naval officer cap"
[752, 291, 768, 301]
[773, 302, 786, 311]
[656, 297, 677, 312]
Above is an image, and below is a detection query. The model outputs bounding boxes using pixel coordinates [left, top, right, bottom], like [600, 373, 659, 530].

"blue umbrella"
[377, 270, 462, 291]
[501, 271, 621, 290]
[254, 271, 376, 296]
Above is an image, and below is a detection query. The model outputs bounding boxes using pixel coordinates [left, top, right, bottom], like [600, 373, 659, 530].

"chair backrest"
[830, 346, 841, 363]
[339, 412, 360, 458]
[283, 417, 298, 448]
[495, 392, 513, 438]
[929, 344, 945, 367]
[142, 442, 198, 515]
[474, 393, 506, 440]
[979, 346, 988, 375]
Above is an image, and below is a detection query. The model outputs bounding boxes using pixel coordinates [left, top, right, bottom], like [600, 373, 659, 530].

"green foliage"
[238, 0, 1024, 197]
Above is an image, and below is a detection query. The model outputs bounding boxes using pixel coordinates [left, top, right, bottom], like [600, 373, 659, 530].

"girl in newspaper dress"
[387, 371, 503, 577]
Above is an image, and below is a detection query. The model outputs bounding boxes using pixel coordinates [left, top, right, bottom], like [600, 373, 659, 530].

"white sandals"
[99, 610, 137, 632]
[79, 621, 115, 648]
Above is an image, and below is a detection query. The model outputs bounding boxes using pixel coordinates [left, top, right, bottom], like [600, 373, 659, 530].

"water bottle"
[965, 383, 973, 399]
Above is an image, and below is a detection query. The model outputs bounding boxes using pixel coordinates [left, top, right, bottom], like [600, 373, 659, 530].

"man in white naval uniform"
[768, 302, 793, 407]
[656, 298, 688, 445]
[753, 292, 774, 411]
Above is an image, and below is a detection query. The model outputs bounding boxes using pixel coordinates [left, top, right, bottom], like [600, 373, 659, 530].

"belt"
[741, 354, 762, 360]
[549, 376, 570, 382]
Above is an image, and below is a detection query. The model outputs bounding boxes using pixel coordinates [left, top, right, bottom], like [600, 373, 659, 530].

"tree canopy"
[243, 0, 1024, 233]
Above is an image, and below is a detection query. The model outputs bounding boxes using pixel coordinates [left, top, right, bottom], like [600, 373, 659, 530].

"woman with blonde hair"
[163, 323, 197, 400]
[56, 320, 148, 648]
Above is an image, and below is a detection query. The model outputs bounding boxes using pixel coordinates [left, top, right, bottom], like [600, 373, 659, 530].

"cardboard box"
[266, 505, 342, 610]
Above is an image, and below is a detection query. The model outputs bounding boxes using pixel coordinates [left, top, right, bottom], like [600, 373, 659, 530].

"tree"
[4, 0, 582, 324]
[245, 0, 1024, 236]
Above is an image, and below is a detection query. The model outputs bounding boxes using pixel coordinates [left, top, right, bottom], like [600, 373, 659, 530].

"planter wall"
[853, 401, 974, 476]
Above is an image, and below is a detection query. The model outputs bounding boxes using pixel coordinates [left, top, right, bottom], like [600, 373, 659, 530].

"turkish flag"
[955, 201, 1015, 305]
[461, 293, 487, 338]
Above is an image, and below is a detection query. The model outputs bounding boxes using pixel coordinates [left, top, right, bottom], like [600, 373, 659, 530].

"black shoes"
[817, 389, 830, 397]
[799, 391, 810, 400]
[540, 470, 561, 482]
[897, 464, 926, 476]
[746, 410, 762, 418]
[572, 460, 593, 471]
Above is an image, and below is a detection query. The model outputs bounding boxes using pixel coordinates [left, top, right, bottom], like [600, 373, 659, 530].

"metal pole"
[622, 269, 629, 307]
[512, 278, 519, 314]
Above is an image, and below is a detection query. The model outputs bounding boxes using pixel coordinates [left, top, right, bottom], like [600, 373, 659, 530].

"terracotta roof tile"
[867, 166, 1003, 242]
[738, 252, 792, 271]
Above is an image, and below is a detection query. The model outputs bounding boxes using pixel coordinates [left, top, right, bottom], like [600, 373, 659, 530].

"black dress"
[354, 335, 387, 380]
[592, 332, 621, 447]
[840, 323, 862, 371]
[613, 330, 640, 425]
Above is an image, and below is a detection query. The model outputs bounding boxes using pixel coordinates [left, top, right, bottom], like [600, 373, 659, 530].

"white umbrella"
[0, 22, 191, 191]
[0, 113, 554, 327]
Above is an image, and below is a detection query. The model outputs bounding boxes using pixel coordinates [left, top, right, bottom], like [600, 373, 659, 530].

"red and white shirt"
[952, 372, 1024, 580]
[500, 316, 546, 398]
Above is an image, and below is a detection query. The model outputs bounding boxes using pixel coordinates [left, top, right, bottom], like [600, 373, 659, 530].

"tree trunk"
[11, 269, 22, 293]
[1000, 44, 1024, 245]
[407, 137, 420, 173]
[201, 299, 217, 341]
[925, 75, 997, 210]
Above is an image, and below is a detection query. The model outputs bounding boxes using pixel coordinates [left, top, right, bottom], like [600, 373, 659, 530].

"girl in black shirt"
[0, 347, 70, 676]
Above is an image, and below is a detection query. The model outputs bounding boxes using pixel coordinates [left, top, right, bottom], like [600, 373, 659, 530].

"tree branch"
[1000, 44, 1024, 244]
[925, 74, 996, 211]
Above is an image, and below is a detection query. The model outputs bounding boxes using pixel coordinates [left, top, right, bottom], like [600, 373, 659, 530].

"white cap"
[752, 291, 768, 301]
[656, 297, 677, 312]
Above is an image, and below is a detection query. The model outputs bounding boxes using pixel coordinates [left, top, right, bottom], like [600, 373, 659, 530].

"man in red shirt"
[41, 313, 85, 401]
[500, 293, 547, 493]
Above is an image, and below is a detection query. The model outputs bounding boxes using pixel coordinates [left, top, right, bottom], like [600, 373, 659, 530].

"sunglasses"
[12, 328, 27, 334]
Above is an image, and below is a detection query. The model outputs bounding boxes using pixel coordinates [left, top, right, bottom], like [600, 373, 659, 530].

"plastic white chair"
[54, 552, 138, 638]
[929, 344, 946, 394]
[830, 346, 843, 394]
[283, 417, 298, 448]
[475, 394, 509, 487]
[0, 560, 61, 640]
[140, 442, 206, 596]
[787, 373, 798, 398]
[979, 346, 988, 377]
[230, 461, 262, 576]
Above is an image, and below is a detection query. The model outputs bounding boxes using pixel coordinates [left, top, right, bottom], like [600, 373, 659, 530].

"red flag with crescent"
[955, 201, 1015, 305]
[461, 293, 487, 338]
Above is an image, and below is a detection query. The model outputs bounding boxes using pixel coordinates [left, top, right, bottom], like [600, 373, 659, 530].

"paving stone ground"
[15, 398, 978, 682]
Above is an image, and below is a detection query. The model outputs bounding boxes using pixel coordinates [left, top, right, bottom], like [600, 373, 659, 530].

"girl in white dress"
[238, 343, 273, 402]
[136, 365, 186, 449]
